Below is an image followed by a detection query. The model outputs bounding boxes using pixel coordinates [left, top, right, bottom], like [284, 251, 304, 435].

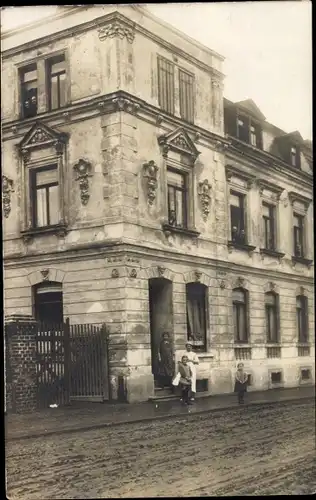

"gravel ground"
[5, 400, 316, 498]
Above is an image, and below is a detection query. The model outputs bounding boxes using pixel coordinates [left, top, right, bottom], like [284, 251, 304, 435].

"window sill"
[228, 241, 256, 253]
[196, 353, 214, 359]
[291, 256, 313, 267]
[21, 223, 68, 241]
[162, 223, 200, 238]
[260, 248, 285, 259]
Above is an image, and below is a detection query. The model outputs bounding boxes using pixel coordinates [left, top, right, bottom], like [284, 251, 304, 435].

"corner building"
[2, 5, 314, 403]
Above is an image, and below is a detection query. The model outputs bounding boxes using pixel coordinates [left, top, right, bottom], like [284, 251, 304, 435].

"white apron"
[172, 350, 199, 393]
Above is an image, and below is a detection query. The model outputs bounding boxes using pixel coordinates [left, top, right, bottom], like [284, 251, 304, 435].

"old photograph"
[2, 2, 314, 498]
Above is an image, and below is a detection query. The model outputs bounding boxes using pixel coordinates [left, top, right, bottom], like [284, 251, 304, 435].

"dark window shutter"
[224, 106, 237, 136]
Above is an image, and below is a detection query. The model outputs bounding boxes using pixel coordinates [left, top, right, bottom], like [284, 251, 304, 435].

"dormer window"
[236, 114, 262, 148]
[290, 145, 300, 168]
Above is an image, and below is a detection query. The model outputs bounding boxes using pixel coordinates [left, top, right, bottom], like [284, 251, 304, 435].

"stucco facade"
[2, 6, 314, 403]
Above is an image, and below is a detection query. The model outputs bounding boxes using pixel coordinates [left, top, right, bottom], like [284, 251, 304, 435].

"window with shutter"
[157, 56, 175, 114]
[179, 69, 194, 123]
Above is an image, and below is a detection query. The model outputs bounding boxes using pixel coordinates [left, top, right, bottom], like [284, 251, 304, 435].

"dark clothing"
[178, 363, 192, 386]
[159, 340, 174, 377]
[234, 370, 248, 404]
[181, 385, 190, 403]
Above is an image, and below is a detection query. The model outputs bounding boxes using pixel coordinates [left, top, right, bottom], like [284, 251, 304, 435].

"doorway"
[148, 277, 174, 385]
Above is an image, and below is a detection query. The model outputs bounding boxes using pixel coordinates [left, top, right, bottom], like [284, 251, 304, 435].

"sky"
[1, 3, 312, 140]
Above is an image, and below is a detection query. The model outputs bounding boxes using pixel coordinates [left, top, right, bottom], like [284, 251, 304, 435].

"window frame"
[262, 201, 276, 251]
[293, 212, 305, 257]
[296, 295, 309, 343]
[157, 55, 175, 115]
[230, 190, 247, 244]
[30, 165, 60, 229]
[186, 282, 208, 352]
[290, 145, 301, 168]
[46, 54, 67, 111]
[166, 167, 188, 229]
[20, 63, 38, 119]
[236, 113, 262, 149]
[265, 292, 280, 343]
[16, 50, 69, 119]
[232, 287, 249, 344]
[33, 281, 63, 324]
[178, 67, 195, 124]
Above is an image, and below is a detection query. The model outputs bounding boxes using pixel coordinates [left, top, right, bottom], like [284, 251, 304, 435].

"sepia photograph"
[2, 2, 314, 498]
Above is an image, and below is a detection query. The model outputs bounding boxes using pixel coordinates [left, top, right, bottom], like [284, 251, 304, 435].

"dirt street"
[5, 400, 316, 498]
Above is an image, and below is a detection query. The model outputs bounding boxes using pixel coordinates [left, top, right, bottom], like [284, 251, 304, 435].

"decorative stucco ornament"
[2, 175, 14, 218]
[73, 159, 93, 206]
[111, 269, 119, 278]
[143, 161, 158, 205]
[129, 269, 137, 278]
[195, 271, 202, 282]
[98, 22, 135, 44]
[198, 179, 212, 221]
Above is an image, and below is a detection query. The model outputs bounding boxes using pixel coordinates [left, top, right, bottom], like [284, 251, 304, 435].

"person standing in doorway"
[183, 342, 199, 402]
[158, 332, 175, 389]
[234, 362, 248, 404]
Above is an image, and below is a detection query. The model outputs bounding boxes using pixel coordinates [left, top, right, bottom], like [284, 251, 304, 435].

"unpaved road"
[5, 400, 316, 498]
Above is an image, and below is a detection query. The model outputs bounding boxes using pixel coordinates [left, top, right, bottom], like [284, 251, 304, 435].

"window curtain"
[187, 296, 204, 341]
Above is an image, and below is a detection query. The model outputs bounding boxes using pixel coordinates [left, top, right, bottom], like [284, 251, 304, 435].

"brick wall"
[5, 315, 38, 413]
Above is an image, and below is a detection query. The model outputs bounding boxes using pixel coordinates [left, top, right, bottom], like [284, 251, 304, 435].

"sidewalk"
[5, 386, 315, 441]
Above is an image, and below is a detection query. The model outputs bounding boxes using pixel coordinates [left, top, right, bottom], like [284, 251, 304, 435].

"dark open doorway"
[148, 277, 174, 385]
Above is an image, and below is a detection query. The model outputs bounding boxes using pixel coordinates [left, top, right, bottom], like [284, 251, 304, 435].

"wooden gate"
[69, 323, 109, 402]
[36, 320, 109, 408]
[36, 320, 70, 409]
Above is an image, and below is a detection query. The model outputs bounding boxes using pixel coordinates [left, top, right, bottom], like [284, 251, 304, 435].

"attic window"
[290, 146, 300, 168]
[236, 114, 262, 149]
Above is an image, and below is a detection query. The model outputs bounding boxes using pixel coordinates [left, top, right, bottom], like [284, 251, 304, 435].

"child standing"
[177, 355, 192, 405]
[234, 362, 248, 404]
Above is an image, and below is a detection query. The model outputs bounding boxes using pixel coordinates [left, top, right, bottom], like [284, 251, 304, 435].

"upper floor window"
[20, 64, 38, 118]
[30, 165, 59, 228]
[290, 146, 301, 168]
[235, 114, 262, 148]
[293, 213, 304, 257]
[167, 168, 187, 228]
[179, 69, 194, 123]
[157, 56, 175, 115]
[265, 292, 279, 343]
[230, 191, 246, 244]
[296, 295, 309, 343]
[47, 55, 66, 110]
[262, 202, 276, 251]
[232, 288, 248, 343]
[186, 283, 207, 351]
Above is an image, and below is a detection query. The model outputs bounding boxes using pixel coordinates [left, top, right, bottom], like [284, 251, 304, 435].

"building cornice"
[1, 10, 224, 80]
[1, 90, 230, 152]
[226, 136, 313, 189]
[3, 241, 313, 285]
[257, 179, 284, 197]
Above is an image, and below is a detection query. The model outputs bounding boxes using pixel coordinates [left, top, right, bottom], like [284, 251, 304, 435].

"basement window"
[301, 369, 311, 381]
[270, 371, 282, 384]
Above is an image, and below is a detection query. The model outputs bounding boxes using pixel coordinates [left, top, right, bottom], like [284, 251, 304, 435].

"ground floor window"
[186, 282, 207, 351]
[232, 288, 248, 343]
[34, 281, 63, 324]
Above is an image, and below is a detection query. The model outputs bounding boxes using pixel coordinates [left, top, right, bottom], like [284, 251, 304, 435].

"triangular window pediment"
[158, 127, 200, 159]
[18, 121, 68, 152]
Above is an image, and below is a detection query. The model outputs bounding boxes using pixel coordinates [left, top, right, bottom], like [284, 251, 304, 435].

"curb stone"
[6, 394, 314, 442]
